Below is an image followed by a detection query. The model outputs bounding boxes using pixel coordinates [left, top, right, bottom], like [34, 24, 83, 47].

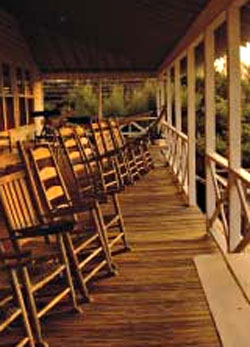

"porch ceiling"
[1, 0, 210, 74]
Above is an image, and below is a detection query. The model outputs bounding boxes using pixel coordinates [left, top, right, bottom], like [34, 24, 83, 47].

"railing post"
[227, 5, 242, 252]
[205, 26, 216, 222]
[187, 47, 197, 206]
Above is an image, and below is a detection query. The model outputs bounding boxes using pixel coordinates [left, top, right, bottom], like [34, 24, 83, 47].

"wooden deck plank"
[41, 166, 221, 346]
[195, 254, 250, 347]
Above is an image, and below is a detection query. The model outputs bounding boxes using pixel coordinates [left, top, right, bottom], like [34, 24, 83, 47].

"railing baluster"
[161, 121, 188, 200]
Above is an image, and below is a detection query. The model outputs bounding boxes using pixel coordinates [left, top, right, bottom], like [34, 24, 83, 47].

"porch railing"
[119, 111, 250, 253]
[207, 152, 250, 252]
[161, 121, 189, 199]
[119, 112, 157, 138]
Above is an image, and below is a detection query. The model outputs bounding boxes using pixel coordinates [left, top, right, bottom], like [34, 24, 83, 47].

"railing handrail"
[206, 152, 228, 169]
[207, 152, 250, 186]
[162, 121, 188, 142]
[234, 168, 250, 186]
[118, 112, 156, 125]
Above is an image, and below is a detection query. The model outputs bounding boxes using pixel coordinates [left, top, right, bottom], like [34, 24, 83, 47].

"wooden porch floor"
[44, 163, 221, 346]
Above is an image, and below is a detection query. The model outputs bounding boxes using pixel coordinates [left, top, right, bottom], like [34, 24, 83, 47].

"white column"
[164, 74, 167, 113]
[175, 60, 182, 131]
[33, 80, 44, 111]
[33, 80, 44, 136]
[205, 26, 216, 221]
[187, 47, 197, 206]
[227, 6, 241, 252]
[160, 78, 165, 110]
[167, 69, 172, 125]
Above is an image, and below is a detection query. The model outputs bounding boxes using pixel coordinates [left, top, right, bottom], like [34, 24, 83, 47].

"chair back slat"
[0, 170, 40, 232]
[109, 120, 125, 148]
[32, 147, 52, 160]
[0, 184, 20, 230]
[28, 143, 73, 213]
[99, 121, 115, 152]
[90, 123, 106, 156]
[59, 126, 95, 194]
[46, 185, 66, 203]
[40, 166, 58, 181]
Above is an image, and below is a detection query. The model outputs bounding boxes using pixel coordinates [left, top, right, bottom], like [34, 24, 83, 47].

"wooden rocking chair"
[109, 119, 154, 175]
[0, 165, 82, 346]
[97, 120, 131, 187]
[19, 142, 116, 302]
[58, 126, 131, 255]
[89, 122, 123, 193]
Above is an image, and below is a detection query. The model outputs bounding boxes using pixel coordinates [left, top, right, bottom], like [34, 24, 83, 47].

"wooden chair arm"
[0, 250, 31, 260]
[97, 149, 119, 160]
[126, 135, 148, 145]
[0, 250, 32, 271]
[15, 220, 75, 238]
[0, 259, 31, 271]
[44, 203, 93, 219]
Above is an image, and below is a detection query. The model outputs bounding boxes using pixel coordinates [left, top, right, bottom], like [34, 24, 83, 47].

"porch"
[0, 0, 250, 346]
[40, 157, 220, 346]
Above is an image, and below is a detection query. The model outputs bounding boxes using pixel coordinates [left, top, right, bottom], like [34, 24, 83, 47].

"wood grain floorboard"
[41, 165, 221, 346]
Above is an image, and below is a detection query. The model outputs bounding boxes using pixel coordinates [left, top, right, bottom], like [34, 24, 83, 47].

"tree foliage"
[67, 80, 156, 118]
[68, 84, 98, 116]
[195, 68, 250, 169]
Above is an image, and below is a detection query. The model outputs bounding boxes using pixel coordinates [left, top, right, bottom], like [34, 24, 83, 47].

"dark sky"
[0, 0, 210, 70]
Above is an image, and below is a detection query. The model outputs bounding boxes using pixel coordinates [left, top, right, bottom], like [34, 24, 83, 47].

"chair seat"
[21, 239, 67, 291]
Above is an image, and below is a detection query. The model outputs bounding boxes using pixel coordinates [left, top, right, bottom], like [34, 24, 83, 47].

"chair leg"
[112, 194, 131, 251]
[113, 156, 124, 188]
[11, 269, 35, 347]
[58, 233, 83, 313]
[63, 233, 91, 303]
[93, 202, 118, 275]
[20, 268, 48, 347]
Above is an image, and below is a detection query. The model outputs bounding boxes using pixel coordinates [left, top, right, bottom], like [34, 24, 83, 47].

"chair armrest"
[97, 150, 118, 160]
[15, 220, 75, 238]
[0, 250, 32, 271]
[0, 250, 31, 260]
[0, 259, 31, 271]
[44, 203, 93, 219]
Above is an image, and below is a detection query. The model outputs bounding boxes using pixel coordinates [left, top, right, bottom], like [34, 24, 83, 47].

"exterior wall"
[0, 9, 40, 142]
